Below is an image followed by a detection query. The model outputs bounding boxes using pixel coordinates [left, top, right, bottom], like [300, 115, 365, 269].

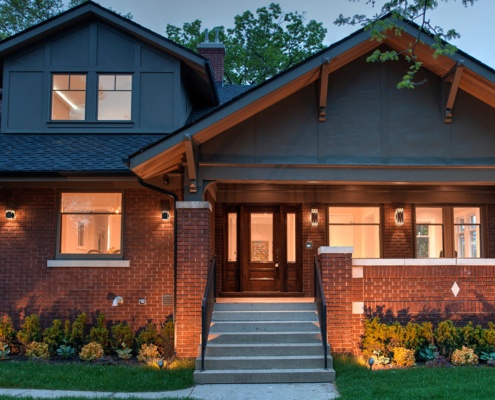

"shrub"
[160, 319, 174, 359]
[116, 343, 133, 359]
[0, 316, 16, 347]
[361, 318, 389, 358]
[393, 347, 416, 367]
[17, 315, 42, 346]
[0, 342, 10, 360]
[43, 319, 65, 354]
[404, 321, 434, 356]
[111, 322, 135, 353]
[137, 343, 162, 368]
[451, 346, 479, 366]
[79, 341, 104, 362]
[136, 322, 161, 349]
[70, 313, 87, 350]
[25, 341, 50, 359]
[89, 313, 110, 352]
[435, 320, 460, 357]
[56, 343, 75, 358]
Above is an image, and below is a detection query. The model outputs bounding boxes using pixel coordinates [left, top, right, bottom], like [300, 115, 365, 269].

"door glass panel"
[454, 207, 481, 258]
[250, 213, 273, 262]
[287, 213, 296, 262]
[227, 212, 237, 262]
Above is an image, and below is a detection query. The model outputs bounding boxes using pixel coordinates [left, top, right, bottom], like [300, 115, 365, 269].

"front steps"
[193, 299, 335, 384]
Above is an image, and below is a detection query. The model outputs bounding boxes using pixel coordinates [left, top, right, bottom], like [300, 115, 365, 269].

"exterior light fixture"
[6, 210, 16, 220]
[161, 199, 170, 221]
[112, 296, 123, 307]
[310, 207, 319, 227]
[394, 207, 404, 226]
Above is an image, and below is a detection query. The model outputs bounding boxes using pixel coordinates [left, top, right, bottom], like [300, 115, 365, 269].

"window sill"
[47, 121, 134, 129]
[47, 260, 130, 268]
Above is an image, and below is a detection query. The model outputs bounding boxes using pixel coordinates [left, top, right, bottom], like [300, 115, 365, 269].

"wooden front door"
[222, 205, 302, 294]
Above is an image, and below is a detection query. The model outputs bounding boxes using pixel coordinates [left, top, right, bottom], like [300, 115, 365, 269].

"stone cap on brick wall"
[318, 246, 354, 255]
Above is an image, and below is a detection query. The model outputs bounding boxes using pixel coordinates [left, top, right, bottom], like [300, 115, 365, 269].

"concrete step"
[195, 355, 332, 370]
[206, 331, 323, 345]
[213, 310, 318, 321]
[214, 302, 316, 312]
[193, 368, 335, 384]
[209, 320, 320, 333]
[205, 342, 325, 357]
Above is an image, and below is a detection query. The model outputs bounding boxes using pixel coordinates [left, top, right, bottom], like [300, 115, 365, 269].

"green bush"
[435, 320, 460, 357]
[393, 347, 416, 367]
[79, 341, 104, 362]
[111, 322, 135, 353]
[70, 313, 87, 350]
[89, 313, 110, 352]
[0, 316, 16, 347]
[17, 315, 42, 347]
[136, 322, 160, 349]
[43, 319, 66, 354]
[25, 341, 50, 359]
[160, 319, 174, 358]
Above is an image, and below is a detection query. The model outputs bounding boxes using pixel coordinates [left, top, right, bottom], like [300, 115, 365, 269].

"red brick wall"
[197, 47, 225, 84]
[486, 205, 495, 258]
[175, 202, 213, 357]
[383, 204, 414, 258]
[0, 188, 175, 330]
[302, 204, 326, 296]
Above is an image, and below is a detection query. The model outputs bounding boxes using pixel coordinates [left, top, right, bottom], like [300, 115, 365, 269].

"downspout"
[136, 178, 179, 352]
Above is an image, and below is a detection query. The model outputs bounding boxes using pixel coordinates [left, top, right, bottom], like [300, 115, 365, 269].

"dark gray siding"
[2, 22, 189, 134]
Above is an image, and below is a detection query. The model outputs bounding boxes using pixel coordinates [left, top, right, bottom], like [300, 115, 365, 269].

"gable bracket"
[443, 60, 464, 123]
[318, 58, 332, 122]
[183, 134, 198, 193]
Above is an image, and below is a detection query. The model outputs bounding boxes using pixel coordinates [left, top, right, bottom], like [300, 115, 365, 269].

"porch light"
[395, 207, 404, 226]
[6, 210, 16, 220]
[311, 208, 319, 227]
[161, 199, 170, 221]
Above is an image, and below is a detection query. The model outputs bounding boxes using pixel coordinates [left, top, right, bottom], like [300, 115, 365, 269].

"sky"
[95, 0, 495, 68]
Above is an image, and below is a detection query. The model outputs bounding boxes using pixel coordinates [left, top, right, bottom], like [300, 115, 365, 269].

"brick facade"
[197, 45, 225, 84]
[0, 187, 175, 329]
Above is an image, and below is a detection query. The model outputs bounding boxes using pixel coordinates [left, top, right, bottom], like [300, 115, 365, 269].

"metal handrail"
[200, 255, 216, 371]
[314, 255, 328, 369]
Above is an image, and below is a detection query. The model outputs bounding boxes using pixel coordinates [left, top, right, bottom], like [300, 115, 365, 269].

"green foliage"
[70, 313, 87, 350]
[0, 315, 16, 346]
[166, 2, 326, 85]
[419, 344, 438, 361]
[79, 341, 104, 362]
[451, 346, 479, 366]
[479, 351, 495, 362]
[392, 346, 416, 367]
[136, 321, 160, 348]
[334, 0, 478, 89]
[403, 321, 434, 355]
[42, 319, 65, 354]
[137, 343, 162, 368]
[17, 314, 42, 346]
[116, 343, 133, 360]
[89, 313, 110, 352]
[0, 343, 10, 360]
[435, 320, 460, 357]
[372, 349, 390, 365]
[25, 341, 50, 359]
[111, 321, 135, 353]
[56, 343, 75, 358]
[160, 319, 174, 359]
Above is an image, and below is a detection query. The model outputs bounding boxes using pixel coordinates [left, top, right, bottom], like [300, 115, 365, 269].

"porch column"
[175, 201, 214, 357]
[319, 246, 361, 353]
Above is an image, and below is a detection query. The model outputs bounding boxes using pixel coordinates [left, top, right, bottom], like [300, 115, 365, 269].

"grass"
[0, 359, 194, 393]
[334, 354, 495, 400]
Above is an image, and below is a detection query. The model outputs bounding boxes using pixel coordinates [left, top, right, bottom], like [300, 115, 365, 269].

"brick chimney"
[197, 29, 225, 85]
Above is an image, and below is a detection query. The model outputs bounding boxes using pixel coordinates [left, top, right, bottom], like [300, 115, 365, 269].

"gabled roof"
[0, 0, 218, 105]
[129, 15, 495, 180]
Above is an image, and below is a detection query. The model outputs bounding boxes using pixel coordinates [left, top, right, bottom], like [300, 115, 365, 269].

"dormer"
[0, 1, 218, 135]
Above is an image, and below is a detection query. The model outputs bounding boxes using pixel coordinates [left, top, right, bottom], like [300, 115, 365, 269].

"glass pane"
[52, 90, 86, 120]
[99, 75, 115, 90]
[329, 207, 380, 224]
[287, 213, 296, 262]
[329, 224, 380, 258]
[416, 224, 443, 258]
[70, 74, 86, 90]
[416, 207, 443, 223]
[227, 213, 237, 262]
[61, 193, 122, 213]
[52, 75, 69, 90]
[61, 214, 121, 254]
[98, 91, 132, 120]
[250, 213, 273, 262]
[116, 75, 132, 90]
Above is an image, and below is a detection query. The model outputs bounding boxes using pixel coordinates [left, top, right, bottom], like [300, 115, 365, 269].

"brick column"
[319, 246, 356, 353]
[175, 201, 213, 357]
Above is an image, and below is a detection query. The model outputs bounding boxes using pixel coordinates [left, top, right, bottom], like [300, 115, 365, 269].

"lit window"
[51, 74, 86, 120]
[415, 208, 443, 258]
[454, 207, 481, 258]
[329, 207, 381, 258]
[60, 193, 122, 256]
[98, 74, 132, 120]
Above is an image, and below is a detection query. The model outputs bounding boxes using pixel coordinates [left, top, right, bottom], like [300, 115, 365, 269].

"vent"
[162, 294, 173, 306]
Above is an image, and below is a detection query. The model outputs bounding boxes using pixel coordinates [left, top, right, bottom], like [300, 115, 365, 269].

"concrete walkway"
[0, 383, 339, 400]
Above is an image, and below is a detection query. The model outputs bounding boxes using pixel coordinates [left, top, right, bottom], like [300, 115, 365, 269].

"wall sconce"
[310, 207, 319, 227]
[394, 207, 404, 226]
[161, 199, 170, 221]
[112, 296, 123, 307]
[6, 210, 16, 220]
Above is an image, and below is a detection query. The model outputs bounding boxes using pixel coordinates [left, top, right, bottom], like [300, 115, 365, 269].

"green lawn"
[0, 360, 194, 392]
[334, 354, 495, 400]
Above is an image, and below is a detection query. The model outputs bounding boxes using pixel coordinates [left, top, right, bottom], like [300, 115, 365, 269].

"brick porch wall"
[175, 201, 214, 357]
[320, 248, 495, 354]
[0, 188, 175, 329]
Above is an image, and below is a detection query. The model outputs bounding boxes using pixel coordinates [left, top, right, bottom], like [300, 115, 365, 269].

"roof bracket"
[184, 134, 198, 193]
[443, 60, 464, 123]
[318, 58, 331, 122]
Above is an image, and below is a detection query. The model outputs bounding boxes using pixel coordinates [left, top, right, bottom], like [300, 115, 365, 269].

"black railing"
[314, 255, 328, 369]
[200, 255, 216, 371]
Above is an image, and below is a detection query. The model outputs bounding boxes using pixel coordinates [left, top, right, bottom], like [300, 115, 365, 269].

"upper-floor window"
[51, 73, 132, 122]
[51, 74, 87, 120]
[59, 192, 122, 257]
[98, 74, 132, 120]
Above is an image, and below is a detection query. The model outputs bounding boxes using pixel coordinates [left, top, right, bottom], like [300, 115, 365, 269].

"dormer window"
[98, 74, 132, 120]
[51, 74, 87, 120]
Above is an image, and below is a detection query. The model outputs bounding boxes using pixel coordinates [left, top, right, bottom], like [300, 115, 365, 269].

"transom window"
[59, 193, 122, 257]
[329, 207, 381, 258]
[51, 74, 87, 120]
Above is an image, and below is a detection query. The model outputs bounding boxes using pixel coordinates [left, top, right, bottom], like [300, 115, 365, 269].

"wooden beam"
[444, 61, 465, 123]
[184, 134, 198, 193]
[318, 58, 331, 122]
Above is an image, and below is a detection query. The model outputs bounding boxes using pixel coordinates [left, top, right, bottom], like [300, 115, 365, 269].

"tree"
[335, 0, 478, 88]
[166, 3, 327, 85]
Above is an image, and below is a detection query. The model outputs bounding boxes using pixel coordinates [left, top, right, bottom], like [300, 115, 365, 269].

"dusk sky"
[95, 0, 494, 68]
